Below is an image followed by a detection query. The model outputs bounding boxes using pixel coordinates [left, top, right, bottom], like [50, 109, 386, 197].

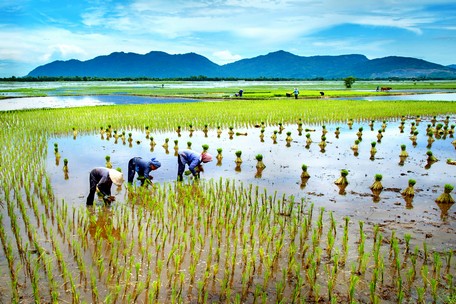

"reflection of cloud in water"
[0, 95, 199, 111]
[0, 96, 113, 111]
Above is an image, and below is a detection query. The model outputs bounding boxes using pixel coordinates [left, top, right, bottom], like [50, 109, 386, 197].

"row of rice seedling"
[1, 97, 455, 302]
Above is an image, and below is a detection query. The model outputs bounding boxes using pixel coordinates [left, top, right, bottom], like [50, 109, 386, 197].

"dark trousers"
[177, 156, 184, 181]
[128, 158, 137, 183]
[86, 173, 111, 205]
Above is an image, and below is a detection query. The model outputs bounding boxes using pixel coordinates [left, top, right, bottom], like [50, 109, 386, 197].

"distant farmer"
[128, 157, 161, 185]
[177, 149, 213, 181]
[293, 88, 299, 99]
[238, 89, 243, 97]
[86, 167, 124, 206]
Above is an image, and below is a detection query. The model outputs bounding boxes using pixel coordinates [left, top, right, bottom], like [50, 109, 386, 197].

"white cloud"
[211, 50, 243, 64]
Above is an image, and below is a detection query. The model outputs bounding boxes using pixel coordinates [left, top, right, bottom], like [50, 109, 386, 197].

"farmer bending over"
[128, 157, 161, 185]
[86, 167, 124, 206]
[177, 149, 213, 181]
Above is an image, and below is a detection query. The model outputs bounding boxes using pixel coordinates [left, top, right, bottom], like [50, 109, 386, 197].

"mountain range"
[27, 50, 456, 79]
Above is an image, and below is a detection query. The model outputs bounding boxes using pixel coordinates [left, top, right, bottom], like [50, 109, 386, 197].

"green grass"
[2, 80, 456, 99]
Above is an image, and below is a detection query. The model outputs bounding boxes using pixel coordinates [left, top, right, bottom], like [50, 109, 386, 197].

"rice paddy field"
[1, 80, 456, 303]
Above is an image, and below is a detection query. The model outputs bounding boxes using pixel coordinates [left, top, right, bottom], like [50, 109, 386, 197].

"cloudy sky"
[1, 0, 455, 77]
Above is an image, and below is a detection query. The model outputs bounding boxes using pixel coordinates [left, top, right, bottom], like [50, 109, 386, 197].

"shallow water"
[0, 95, 200, 111]
[332, 92, 456, 101]
[2, 92, 456, 111]
[47, 116, 456, 249]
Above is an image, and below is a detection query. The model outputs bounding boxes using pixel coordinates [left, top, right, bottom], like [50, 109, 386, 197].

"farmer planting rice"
[86, 167, 124, 205]
[127, 157, 161, 186]
[177, 149, 213, 181]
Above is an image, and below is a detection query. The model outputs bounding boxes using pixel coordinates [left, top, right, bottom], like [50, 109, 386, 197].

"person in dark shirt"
[177, 149, 213, 181]
[86, 167, 124, 205]
[127, 157, 161, 185]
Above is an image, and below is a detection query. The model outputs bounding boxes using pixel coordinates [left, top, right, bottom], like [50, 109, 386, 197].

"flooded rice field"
[1, 115, 455, 303]
[48, 116, 456, 251]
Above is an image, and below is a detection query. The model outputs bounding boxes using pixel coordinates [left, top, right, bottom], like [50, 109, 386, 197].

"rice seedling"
[370, 141, 377, 160]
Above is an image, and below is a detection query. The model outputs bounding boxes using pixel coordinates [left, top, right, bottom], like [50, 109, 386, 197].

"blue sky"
[1, 0, 455, 77]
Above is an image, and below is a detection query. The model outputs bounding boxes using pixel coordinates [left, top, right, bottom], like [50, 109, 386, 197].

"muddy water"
[47, 116, 456, 252]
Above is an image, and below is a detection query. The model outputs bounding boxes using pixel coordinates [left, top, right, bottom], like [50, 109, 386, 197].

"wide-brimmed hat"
[108, 169, 125, 186]
[201, 152, 213, 163]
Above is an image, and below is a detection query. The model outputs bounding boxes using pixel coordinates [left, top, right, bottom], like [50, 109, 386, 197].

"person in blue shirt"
[86, 167, 124, 205]
[293, 87, 299, 99]
[128, 157, 161, 185]
[177, 149, 213, 181]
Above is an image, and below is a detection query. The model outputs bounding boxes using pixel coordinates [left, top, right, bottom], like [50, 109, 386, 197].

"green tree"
[343, 76, 356, 88]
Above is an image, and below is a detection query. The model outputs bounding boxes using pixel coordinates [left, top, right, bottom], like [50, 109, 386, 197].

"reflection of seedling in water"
[335, 169, 349, 185]
[72, 127, 77, 138]
[399, 121, 405, 133]
[435, 184, 455, 204]
[334, 127, 340, 138]
[105, 155, 112, 169]
[217, 126, 222, 137]
[402, 179, 416, 197]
